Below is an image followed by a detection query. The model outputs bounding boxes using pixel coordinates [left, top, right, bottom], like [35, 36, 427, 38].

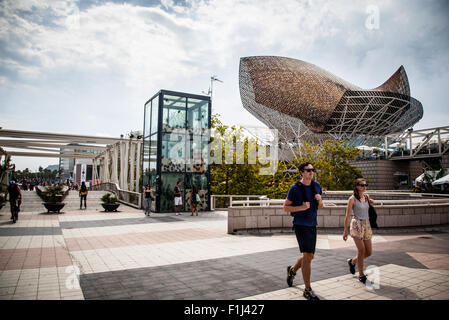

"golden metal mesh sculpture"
[239, 56, 423, 147]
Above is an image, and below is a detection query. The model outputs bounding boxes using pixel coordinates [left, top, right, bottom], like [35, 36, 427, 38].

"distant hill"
[45, 165, 59, 171]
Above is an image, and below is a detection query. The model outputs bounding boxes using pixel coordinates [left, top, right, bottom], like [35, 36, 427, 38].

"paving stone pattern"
[1, 194, 449, 300]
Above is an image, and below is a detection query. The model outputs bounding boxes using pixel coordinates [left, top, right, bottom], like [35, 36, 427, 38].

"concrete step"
[0, 190, 115, 213]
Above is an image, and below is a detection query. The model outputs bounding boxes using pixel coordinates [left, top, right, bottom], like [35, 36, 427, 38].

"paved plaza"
[1, 193, 449, 300]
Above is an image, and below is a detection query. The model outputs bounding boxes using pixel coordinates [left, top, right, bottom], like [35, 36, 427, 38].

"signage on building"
[81, 164, 87, 182]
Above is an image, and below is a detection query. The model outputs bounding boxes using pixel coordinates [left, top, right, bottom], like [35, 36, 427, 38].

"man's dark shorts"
[294, 225, 317, 254]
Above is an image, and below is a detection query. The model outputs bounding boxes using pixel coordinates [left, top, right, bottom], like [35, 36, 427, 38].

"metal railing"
[229, 197, 449, 208]
[211, 195, 268, 210]
[90, 182, 142, 209]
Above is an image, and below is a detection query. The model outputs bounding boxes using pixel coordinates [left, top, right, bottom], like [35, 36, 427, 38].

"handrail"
[230, 198, 449, 208]
[321, 190, 449, 198]
[90, 182, 142, 208]
[212, 191, 449, 210]
[211, 194, 267, 210]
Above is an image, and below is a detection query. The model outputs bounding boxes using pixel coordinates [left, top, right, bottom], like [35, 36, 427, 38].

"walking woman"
[190, 185, 200, 216]
[343, 178, 374, 284]
[144, 184, 154, 216]
[79, 182, 88, 210]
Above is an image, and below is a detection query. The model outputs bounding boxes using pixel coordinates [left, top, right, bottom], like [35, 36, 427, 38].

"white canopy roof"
[415, 171, 439, 183]
[432, 174, 449, 186]
[356, 145, 374, 151]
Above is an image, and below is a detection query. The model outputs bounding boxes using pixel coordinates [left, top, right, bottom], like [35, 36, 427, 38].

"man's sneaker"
[347, 258, 356, 275]
[303, 288, 320, 300]
[286, 266, 296, 287]
[359, 275, 367, 284]
[176, 213, 179, 216]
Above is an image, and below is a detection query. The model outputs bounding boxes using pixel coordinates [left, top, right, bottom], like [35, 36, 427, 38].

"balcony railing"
[90, 182, 142, 208]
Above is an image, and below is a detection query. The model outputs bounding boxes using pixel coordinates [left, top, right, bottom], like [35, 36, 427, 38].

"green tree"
[210, 114, 269, 198]
[209, 114, 363, 200]
[0, 152, 14, 194]
[287, 140, 363, 191]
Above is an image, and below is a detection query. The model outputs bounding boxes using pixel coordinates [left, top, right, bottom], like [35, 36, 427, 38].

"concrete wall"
[351, 160, 422, 190]
[227, 204, 449, 234]
[442, 155, 449, 169]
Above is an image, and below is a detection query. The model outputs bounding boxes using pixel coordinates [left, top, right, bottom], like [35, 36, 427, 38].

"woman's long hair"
[353, 178, 366, 201]
[193, 185, 198, 195]
[81, 182, 87, 192]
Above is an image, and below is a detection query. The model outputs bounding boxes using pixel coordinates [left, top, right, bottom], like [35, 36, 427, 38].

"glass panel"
[149, 133, 158, 177]
[187, 98, 201, 130]
[202, 130, 210, 172]
[162, 95, 186, 131]
[149, 133, 158, 211]
[151, 96, 159, 135]
[186, 133, 206, 173]
[142, 137, 150, 187]
[160, 173, 184, 212]
[161, 132, 185, 173]
[200, 100, 209, 129]
[187, 98, 209, 130]
[185, 173, 208, 211]
[144, 101, 151, 137]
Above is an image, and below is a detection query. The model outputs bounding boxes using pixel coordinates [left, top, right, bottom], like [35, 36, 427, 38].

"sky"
[1, 0, 449, 171]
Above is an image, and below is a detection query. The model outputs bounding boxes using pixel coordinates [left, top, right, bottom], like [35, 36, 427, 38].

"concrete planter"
[43, 202, 65, 213]
[101, 203, 120, 212]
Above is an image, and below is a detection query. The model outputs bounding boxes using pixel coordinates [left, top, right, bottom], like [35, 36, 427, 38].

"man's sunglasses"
[304, 168, 316, 172]
[357, 184, 368, 187]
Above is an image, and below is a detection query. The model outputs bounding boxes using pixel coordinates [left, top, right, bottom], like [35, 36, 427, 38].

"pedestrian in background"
[174, 180, 183, 215]
[143, 184, 154, 216]
[190, 185, 200, 216]
[5, 180, 22, 223]
[79, 181, 88, 210]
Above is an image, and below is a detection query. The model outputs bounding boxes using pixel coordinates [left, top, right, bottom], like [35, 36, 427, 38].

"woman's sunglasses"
[357, 184, 368, 187]
[304, 168, 316, 172]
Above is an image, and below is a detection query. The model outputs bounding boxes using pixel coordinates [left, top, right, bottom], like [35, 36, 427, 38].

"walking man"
[5, 180, 22, 223]
[283, 162, 323, 300]
[174, 180, 183, 216]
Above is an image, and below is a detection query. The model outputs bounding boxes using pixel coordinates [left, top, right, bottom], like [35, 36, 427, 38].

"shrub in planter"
[44, 186, 65, 202]
[42, 186, 66, 213]
[101, 193, 120, 212]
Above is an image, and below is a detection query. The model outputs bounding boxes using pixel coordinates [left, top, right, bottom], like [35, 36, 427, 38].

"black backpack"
[290, 181, 319, 217]
[8, 184, 20, 200]
[366, 195, 379, 229]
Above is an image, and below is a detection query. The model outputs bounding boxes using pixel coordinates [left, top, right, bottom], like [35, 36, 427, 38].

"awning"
[432, 174, 449, 186]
